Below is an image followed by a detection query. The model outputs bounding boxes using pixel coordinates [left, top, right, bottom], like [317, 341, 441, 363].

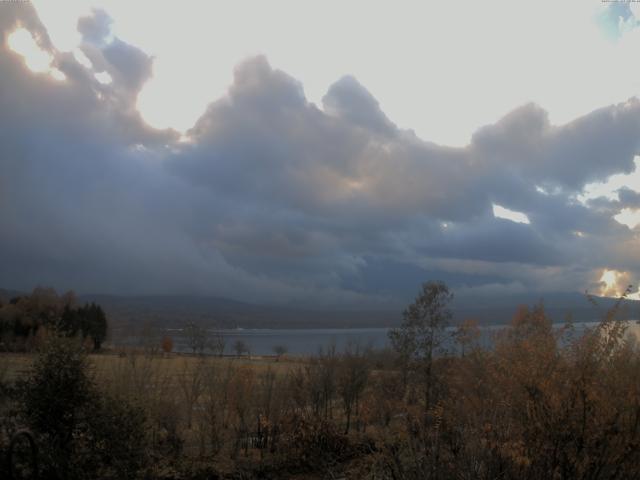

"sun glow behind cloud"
[598, 269, 640, 300]
[600, 269, 623, 297]
[7, 28, 51, 72]
[7, 28, 65, 81]
[135, 59, 230, 132]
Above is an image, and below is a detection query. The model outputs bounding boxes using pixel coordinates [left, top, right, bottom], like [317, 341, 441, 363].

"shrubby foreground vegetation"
[2, 282, 640, 479]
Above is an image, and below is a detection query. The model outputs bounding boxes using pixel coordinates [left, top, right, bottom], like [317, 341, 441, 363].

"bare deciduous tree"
[388, 280, 452, 413]
[183, 321, 208, 355]
[272, 344, 287, 360]
[234, 339, 249, 357]
[338, 343, 370, 433]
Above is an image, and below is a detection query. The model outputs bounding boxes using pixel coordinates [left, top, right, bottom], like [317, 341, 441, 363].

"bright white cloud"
[615, 208, 640, 229]
[50, 67, 66, 81]
[492, 204, 530, 224]
[73, 48, 92, 68]
[94, 70, 112, 84]
[580, 157, 640, 202]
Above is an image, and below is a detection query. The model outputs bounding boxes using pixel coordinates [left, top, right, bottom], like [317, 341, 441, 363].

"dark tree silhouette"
[388, 280, 452, 411]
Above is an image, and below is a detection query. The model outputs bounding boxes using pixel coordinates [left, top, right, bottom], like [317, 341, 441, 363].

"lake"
[127, 320, 637, 356]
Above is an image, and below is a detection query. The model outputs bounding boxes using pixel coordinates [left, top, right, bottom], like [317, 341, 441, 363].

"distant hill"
[78, 294, 397, 330]
[0, 289, 26, 302]
[454, 291, 640, 326]
[3, 288, 638, 330]
[81, 291, 640, 330]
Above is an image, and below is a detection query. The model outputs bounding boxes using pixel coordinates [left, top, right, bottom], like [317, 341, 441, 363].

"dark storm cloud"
[619, 187, 640, 209]
[471, 101, 640, 191]
[1, 5, 639, 306]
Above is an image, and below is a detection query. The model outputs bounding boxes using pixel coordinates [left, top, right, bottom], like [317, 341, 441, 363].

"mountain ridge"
[3, 288, 637, 329]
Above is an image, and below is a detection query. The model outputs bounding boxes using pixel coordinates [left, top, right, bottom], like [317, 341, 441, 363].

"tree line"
[0, 287, 107, 351]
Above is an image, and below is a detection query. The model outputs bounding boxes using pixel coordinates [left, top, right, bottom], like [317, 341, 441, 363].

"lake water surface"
[152, 320, 628, 356]
[116, 320, 640, 356]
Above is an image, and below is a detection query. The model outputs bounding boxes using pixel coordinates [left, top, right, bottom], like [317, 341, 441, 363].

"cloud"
[322, 75, 397, 136]
[471, 100, 640, 191]
[1, 5, 640, 308]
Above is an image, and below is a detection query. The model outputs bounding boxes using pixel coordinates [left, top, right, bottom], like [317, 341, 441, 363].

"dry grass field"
[1, 350, 304, 379]
[1, 348, 329, 477]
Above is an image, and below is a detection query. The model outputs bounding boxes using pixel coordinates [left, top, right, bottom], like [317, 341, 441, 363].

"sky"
[1, 0, 640, 308]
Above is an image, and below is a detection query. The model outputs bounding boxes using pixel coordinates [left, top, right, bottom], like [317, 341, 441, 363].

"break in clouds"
[1, 5, 640, 308]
